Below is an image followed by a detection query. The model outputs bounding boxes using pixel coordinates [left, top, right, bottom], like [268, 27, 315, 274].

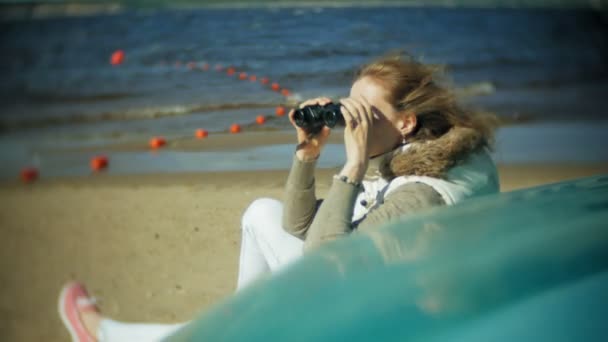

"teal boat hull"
[167, 174, 608, 341]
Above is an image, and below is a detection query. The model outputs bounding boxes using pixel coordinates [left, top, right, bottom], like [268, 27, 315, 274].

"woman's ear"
[398, 112, 417, 136]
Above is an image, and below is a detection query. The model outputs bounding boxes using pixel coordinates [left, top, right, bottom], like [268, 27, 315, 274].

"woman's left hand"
[338, 96, 374, 183]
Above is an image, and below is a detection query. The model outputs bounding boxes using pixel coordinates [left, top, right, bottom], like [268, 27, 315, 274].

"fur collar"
[378, 126, 487, 180]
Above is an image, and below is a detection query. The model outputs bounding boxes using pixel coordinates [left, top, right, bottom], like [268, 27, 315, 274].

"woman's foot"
[58, 282, 102, 342]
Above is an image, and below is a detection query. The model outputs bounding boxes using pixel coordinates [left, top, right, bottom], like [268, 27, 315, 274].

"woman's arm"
[295, 95, 443, 250]
[303, 182, 445, 252]
[281, 155, 321, 239]
[282, 97, 333, 239]
[302, 177, 360, 252]
[303, 96, 372, 252]
[356, 182, 445, 232]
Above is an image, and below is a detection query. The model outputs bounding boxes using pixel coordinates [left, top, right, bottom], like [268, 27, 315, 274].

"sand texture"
[1, 164, 608, 341]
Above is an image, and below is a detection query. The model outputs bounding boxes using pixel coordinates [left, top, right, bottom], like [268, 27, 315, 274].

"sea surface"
[1, 6, 607, 180]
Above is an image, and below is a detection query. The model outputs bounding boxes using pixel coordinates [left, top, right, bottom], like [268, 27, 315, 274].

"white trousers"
[97, 198, 304, 342]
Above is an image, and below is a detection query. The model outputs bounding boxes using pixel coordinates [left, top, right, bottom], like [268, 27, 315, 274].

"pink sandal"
[58, 282, 99, 342]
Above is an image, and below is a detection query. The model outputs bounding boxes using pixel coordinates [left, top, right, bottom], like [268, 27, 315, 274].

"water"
[2, 121, 607, 181]
[1, 6, 607, 179]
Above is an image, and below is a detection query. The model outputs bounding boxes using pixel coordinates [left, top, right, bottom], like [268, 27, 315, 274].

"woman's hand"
[338, 96, 374, 182]
[288, 97, 332, 162]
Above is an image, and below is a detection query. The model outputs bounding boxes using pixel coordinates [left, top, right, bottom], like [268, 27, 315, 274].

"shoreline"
[34, 118, 608, 154]
[3, 163, 608, 192]
[3, 120, 603, 183]
[40, 131, 344, 154]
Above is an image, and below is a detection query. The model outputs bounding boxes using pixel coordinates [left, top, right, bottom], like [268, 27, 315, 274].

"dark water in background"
[1, 6, 608, 179]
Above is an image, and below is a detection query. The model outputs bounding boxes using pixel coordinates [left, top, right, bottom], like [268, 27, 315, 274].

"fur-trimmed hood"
[377, 126, 488, 180]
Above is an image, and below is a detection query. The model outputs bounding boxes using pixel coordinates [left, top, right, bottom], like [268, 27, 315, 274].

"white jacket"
[352, 147, 500, 222]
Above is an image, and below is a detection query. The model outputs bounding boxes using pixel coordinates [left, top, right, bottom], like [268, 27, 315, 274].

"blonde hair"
[355, 52, 496, 148]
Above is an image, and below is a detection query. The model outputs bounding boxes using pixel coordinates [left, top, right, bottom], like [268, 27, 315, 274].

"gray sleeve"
[281, 155, 319, 239]
[355, 182, 446, 233]
[303, 181, 445, 252]
[302, 178, 361, 253]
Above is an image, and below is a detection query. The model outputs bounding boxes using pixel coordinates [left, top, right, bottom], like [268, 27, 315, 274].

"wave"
[23, 91, 136, 104]
[0, 80, 497, 133]
[0, 102, 283, 132]
[281, 68, 355, 83]
[501, 72, 608, 90]
[447, 57, 542, 71]
[302, 47, 375, 58]
[455, 82, 495, 97]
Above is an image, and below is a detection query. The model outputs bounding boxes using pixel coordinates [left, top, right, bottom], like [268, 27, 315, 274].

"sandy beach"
[1, 162, 607, 341]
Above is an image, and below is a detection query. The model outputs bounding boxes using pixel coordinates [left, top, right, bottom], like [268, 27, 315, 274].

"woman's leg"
[96, 319, 186, 342]
[67, 198, 303, 341]
[60, 282, 187, 342]
[236, 197, 304, 290]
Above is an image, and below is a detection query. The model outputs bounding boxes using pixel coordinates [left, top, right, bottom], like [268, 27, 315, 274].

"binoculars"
[293, 103, 345, 134]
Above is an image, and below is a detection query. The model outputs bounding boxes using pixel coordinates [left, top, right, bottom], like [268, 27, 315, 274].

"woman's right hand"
[289, 97, 333, 162]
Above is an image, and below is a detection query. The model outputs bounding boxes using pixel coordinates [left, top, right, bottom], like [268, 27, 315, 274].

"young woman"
[59, 53, 499, 342]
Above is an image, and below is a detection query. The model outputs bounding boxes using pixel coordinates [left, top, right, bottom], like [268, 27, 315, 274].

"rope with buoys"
[18, 49, 295, 183]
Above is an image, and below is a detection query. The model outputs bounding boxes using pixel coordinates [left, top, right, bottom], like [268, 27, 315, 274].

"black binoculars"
[293, 103, 345, 134]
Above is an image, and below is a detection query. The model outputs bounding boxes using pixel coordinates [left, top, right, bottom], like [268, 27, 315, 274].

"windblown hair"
[355, 52, 498, 179]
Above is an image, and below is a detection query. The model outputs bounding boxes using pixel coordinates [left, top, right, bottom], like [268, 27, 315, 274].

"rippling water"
[1, 6, 607, 179]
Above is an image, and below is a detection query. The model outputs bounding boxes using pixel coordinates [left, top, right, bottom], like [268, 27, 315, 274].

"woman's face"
[349, 76, 407, 158]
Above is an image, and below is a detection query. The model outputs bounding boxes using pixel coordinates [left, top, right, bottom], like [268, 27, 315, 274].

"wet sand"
[1, 163, 608, 341]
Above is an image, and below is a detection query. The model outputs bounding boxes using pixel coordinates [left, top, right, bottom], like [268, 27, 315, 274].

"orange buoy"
[90, 155, 109, 172]
[249, 75, 257, 82]
[260, 77, 269, 85]
[110, 50, 125, 66]
[271, 83, 280, 91]
[149, 136, 166, 149]
[215, 64, 223, 71]
[195, 129, 209, 139]
[256, 115, 266, 125]
[229, 124, 241, 134]
[201, 63, 209, 71]
[20, 167, 38, 183]
[227, 67, 236, 76]
[99, 155, 109, 168]
[187, 62, 196, 70]
[281, 89, 290, 97]
[239, 72, 248, 80]
[275, 106, 286, 116]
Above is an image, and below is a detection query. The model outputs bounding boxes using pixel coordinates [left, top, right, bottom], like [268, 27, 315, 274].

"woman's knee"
[241, 197, 283, 231]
